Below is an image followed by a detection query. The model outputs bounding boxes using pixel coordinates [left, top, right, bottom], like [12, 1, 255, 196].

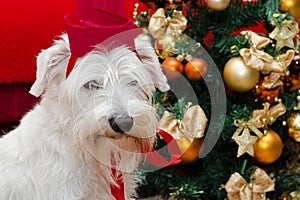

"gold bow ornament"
[241, 30, 271, 49]
[224, 168, 275, 200]
[262, 50, 295, 89]
[239, 30, 295, 75]
[290, 191, 300, 200]
[148, 8, 187, 39]
[158, 104, 207, 153]
[239, 31, 272, 73]
[251, 101, 286, 129]
[148, 8, 187, 59]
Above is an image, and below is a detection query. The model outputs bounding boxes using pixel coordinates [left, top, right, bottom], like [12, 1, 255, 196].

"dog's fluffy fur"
[0, 34, 169, 200]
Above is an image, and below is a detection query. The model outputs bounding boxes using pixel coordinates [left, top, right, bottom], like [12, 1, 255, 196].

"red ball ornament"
[162, 57, 184, 80]
[185, 58, 208, 81]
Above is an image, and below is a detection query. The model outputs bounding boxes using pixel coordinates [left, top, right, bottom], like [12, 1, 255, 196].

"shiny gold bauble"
[253, 130, 283, 165]
[185, 58, 208, 81]
[280, 0, 300, 20]
[223, 57, 260, 92]
[287, 112, 300, 142]
[162, 57, 184, 80]
[176, 138, 203, 164]
[206, 0, 231, 11]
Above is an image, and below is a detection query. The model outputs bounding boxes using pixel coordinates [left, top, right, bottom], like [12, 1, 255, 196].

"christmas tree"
[133, 0, 300, 199]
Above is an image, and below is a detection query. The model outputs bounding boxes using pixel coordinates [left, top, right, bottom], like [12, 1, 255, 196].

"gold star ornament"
[232, 127, 258, 157]
[269, 19, 298, 50]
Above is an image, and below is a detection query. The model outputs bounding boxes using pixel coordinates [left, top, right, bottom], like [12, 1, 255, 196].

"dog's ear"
[29, 34, 71, 97]
[135, 34, 170, 92]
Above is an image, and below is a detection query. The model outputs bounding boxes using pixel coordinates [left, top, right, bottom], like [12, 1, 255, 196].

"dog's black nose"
[109, 115, 133, 133]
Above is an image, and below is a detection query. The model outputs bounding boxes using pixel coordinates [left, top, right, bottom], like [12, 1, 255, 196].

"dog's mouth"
[104, 132, 130, 139]
[93, 129, 134, 140]
[98, 131, 154, 153]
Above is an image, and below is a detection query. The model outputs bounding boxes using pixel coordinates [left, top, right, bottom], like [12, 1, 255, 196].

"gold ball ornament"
[280, 0, 300, 20]
[206, 0, 231, 11]
[223, 57, 260, 92]
[287, 112, 300, 142]
[253, 130, 283, 165]
[185, 58, 208, 81]
[176, 138, 203, 164]
[162, 57, 184, 80]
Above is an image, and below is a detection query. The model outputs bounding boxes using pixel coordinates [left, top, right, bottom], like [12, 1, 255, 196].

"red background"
[0, 0, 146, 84]
[0, 0, 147, 128]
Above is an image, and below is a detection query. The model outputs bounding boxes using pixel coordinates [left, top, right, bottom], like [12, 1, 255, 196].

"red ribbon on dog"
[110, 156, 125, 200]
[109, 130, 181, 200]
[110, 167, 125, 200]
[66, 55, 78, 78]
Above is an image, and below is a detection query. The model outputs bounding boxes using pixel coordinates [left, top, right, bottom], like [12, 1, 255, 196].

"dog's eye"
[83, 80, 102, 90]
[128, 80, 138, 86]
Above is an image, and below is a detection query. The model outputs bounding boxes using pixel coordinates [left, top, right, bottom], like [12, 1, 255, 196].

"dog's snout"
[109, 115, 133, 133]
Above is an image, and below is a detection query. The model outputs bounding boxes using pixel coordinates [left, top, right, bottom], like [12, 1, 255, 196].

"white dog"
[0, 34, 169, 200]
